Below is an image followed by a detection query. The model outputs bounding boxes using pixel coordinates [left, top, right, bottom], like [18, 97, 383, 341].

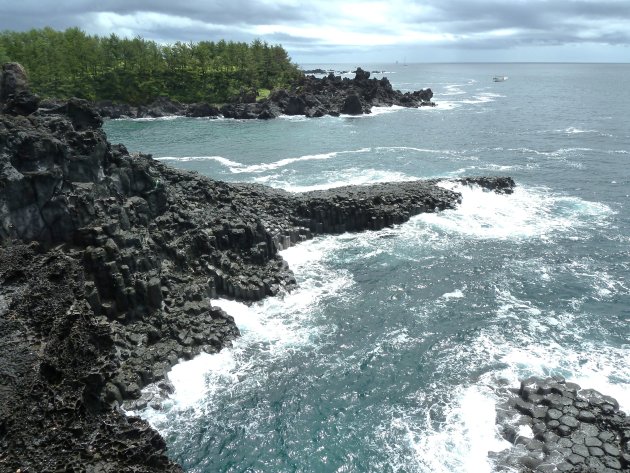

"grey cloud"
[0, 0, 313, 29]
[0, 0, 629, 61]
[406, 0, 630, 45]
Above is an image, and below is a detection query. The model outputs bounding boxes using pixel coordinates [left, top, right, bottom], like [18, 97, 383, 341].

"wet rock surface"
[88, 68, 435, 119]
[0, 64, 519, 471]
[494, 377, 630, 472]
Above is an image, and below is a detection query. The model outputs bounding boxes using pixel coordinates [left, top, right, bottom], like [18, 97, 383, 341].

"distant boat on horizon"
[493, 76, 508, 82]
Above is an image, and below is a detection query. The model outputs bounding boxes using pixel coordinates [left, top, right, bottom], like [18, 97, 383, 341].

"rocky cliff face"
[0, 63, 514, 471]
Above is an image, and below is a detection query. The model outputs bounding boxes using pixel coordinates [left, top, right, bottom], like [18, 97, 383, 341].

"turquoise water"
[105, 64, 630, 473]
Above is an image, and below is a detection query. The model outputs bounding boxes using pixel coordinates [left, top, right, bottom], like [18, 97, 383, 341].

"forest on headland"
[0, 27, 303, 104]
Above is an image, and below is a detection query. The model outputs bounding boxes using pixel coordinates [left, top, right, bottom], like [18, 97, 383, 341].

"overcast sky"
[1, 0, 629, 63]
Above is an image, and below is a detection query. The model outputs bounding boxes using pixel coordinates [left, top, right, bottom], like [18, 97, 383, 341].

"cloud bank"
[1, 0, 629, 62]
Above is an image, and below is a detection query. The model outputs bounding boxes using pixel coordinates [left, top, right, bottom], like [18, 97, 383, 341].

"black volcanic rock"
[185, 102, 220, 118]
[341, 93, 364, 115]
[2, 89, 40, 115]
[259, 67, 434, 118]
[0, 63, 40, 116]
[0, 62, 30, 102]
[494, 377, 630, 473]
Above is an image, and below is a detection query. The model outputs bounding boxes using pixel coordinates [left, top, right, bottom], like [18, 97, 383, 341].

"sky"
[1, 0, 629, 64]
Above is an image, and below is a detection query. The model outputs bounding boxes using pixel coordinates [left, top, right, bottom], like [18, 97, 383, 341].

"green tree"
[0, 27, 303, 105]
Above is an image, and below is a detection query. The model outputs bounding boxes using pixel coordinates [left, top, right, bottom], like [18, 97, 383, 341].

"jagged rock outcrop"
[88, 67, 435, 119]
[257, 67, 435, 119]
[0, 62, 40, 115]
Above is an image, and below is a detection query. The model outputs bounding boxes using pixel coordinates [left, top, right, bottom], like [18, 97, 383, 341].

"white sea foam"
[278, 114, 311, 121]
[137, 236, 354, 425]
[498, 341, 630, 412]
[439, 85, 466, 96]
[157, 148, 374, 174]
[119, 115, 181, 122]
[441, 289, 465, 300]
[379, 385, 511, 473]
[266, 168, 414, 192]
[369, 105, 405, 116]
[414, 182, 613, 240]
[426, 100, 460, 110]
[460, 94, 501, 105]
[561, 127, 597, 134]
[386, 312, 630, 472]
[508, 146, 593, 157]
[155, 155, 242, 167]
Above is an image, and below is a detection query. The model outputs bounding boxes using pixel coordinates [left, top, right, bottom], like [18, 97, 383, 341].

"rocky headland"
[83, 67, 435, 120]
[0, 62, 626, 472]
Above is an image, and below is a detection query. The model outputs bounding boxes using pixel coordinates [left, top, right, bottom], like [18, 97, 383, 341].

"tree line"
[0, 27, 303, 104]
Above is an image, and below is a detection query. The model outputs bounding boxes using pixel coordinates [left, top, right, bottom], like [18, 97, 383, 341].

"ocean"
[104, 63, 630, 473]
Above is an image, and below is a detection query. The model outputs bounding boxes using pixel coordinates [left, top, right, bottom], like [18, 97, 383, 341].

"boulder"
[147, 96, 185, 117]
[0, 62, 30, 103]
[2, 90, 40, 115]
[284, 95, 306, 115]
[185, 102, 220, 118]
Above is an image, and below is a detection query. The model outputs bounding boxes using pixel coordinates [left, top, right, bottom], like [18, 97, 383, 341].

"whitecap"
[378, 385, 511, 473]
[155, 155, 243, 168]
[369, 105, 405, 116]
[233, 148, 372, 174]
[269, 168, 415, 192]
[441, 289, 465, 300]
[414, 182, 613, 241]
[116, 115, 181, 122]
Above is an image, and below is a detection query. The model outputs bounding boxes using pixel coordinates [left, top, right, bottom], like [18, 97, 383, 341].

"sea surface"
[104, 63, 630, 473]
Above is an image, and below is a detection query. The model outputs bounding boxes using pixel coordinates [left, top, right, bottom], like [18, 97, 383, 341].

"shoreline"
[1, 62, 628, 472]
[40, 67, 436, 121]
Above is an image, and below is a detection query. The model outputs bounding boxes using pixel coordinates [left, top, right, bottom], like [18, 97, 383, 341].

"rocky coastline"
[1, 62, 627, 472]
[63, 67, 434, 120]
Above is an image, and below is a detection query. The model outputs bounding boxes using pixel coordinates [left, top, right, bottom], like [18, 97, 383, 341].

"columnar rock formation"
[494, 377, 630, 472]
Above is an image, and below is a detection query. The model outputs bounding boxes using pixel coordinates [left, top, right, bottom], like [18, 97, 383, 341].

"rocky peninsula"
[1, 62, 627, 472]
[89, 67, 435, 120]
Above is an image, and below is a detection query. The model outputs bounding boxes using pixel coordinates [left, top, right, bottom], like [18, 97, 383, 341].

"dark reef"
[1, 62, 626, 472]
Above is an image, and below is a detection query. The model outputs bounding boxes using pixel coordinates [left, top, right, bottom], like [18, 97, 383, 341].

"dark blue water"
[105, 64, 630, 473]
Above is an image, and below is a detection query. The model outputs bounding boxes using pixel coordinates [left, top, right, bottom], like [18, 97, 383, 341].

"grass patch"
[257, 88, 271, 101]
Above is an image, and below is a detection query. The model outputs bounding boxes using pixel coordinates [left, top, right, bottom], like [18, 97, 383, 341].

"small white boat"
[493, 76, 508, 82]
